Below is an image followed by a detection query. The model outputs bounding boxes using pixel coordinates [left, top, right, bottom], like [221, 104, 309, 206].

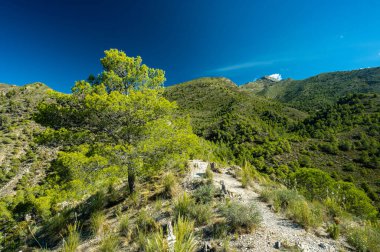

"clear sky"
[1, 0, 380, 93]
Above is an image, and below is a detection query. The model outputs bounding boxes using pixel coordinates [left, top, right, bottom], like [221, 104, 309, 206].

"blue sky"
[1, 0, 380, 93]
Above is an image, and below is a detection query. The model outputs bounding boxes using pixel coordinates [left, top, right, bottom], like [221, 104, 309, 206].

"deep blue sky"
[1, 0, 380, 93]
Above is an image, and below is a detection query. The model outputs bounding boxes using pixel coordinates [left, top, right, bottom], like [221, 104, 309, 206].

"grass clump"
[261, 188, 324, 229]
[62, 223, 80, 252]
[192, 204, 212, 225]
[136, 209, 159, 233]
[220, 201, 261, 233]
[143, 227, 168, 252]
[174, 215, 197, 252]
[174, 192, 195, 219]
[347, 222, 380, 252]
[118, 214, 130, 238]
[174, 192, 213, 225]
[205, 165, 214, 181]
[98, 234, 120, 252]
[163, 172, 180, 198]
[90, 211, 106, 237]
[327, 223, 340, 240]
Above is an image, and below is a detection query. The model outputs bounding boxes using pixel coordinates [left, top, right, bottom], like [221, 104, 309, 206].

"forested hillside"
[0, 51, 379, 251]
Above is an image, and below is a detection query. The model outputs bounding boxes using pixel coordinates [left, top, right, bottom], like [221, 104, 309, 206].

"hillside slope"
[241, 67, 380, 111]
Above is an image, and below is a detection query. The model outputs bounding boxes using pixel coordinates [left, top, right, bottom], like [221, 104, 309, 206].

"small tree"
[36, 49, 198, 194]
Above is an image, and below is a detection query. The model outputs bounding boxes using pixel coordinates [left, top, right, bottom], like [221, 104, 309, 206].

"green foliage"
[98, 234, 120, 252]
[173, 191, 212, 225]
[290, 168, 334, 201]
[347, 222, 380, 252]
[174, 192, 195, 220]
[327, 223, 340, 240]
[118, 214, 130, 237]
[136, 210, 159, 233]
[262, 188, 324, 229]
[174, 215, 197, 252]
[143, 227, 168, 252]
[62, 223, 80, 252]
[162, 172, 178, 198]
[220, 201, 261, 233]
[243, 67, 380, 111]
[90, 211, 106, 237]
[99, 48, 166, 93]
[193, 184, 215, 204]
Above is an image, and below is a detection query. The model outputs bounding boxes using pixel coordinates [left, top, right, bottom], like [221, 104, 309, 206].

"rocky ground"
[189, 160, 350, 252]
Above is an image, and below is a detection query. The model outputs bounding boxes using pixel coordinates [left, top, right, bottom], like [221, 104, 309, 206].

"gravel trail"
[188, 160, 345, 252]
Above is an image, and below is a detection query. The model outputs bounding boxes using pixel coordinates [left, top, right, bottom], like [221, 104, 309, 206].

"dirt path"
[188, 160, 344, 252]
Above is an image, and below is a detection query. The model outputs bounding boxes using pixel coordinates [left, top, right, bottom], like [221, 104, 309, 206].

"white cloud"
[267, 73, 282, 81]
[210, 58, 292, 73]
[212, 60, 274, 72]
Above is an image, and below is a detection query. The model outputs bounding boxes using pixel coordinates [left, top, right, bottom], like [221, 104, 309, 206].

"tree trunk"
[128, 166, 135, 194]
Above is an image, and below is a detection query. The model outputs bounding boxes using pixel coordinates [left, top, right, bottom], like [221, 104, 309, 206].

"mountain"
[241, 67, 380, 111]
[0, 66, 379, 252]
[164, 77, 307, 135]
[165, 75, 380, 211]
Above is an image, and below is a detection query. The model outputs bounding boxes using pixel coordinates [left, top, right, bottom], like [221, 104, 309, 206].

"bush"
[286, 200, 324, 229]
[220, 201, 261, 233]
[319, 142, 338, 155]
[298, 155, 311, 167]
[339, 140, 352, 151]
[270, 189, 303, 212]
[347, 222, 380, 252]
[174, 191, 212, 225]
[193, 184, 215, 204]
[191, 204, 212, 225]
[327, 223, 340, 240]
[205, 165, 214, 181]
[342, 163, 355, 172]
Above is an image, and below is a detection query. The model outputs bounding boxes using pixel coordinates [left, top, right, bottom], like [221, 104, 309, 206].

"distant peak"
[263, 73, 282, 82]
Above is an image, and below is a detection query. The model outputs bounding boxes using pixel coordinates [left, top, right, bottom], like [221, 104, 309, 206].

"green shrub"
[342, 163, 355, 172]
[319, 142, 339, 155]
[347, 222, 380, 252]
[327, 223, 340, 240]
[271, 189, 303, 212]
[220, 201, 261, 233]
[298, 155, 311, 167]
[192, 204, 212, 225]
[286, 200, 323, 229]
[339, 140, 352, 151]
[193, 184, 215, 204]
[205, 165, 214, 181]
